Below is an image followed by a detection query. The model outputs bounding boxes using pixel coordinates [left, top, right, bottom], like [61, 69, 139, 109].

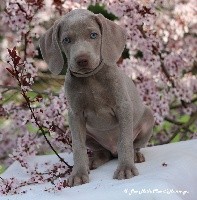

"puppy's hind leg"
[134, 129, 153, 163]
[133, 107, 154, 163]
[86, 135, 113, 170]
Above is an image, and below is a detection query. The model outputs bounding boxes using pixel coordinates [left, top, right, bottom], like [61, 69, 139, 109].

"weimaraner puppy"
[39, 9, 154, 187]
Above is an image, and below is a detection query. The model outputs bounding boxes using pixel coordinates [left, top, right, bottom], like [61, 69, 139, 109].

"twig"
[156, 111, 197, 145]
[53, 125, 72, 148]
[159, 53, 175, 87]
[23, 32, 30, 61]
[164, 116, 194, 134]
[15, 3, 33, 20]
[164, 117, 184, 125]
[170, 97, 197, 109]
[9, 53, 72, 169]
[158, 53, 188, 108]
[22, 91, 72, 169]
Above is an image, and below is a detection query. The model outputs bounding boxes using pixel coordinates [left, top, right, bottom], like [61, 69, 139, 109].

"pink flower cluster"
[1, 0, 44, 35]
[104, 0, 197, 124]
[0, 161, 71, 195]
[9, 132, 41, 168]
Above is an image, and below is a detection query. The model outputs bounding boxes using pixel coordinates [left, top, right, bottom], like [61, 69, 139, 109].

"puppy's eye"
[90, 32, 98, 39]
[63, 37, 71, 44]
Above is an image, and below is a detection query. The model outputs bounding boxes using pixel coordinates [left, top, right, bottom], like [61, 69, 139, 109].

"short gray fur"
[39, 9, 155, 187]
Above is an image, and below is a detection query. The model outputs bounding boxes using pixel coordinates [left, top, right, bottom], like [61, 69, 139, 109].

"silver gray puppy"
[39, 9, 155, 187]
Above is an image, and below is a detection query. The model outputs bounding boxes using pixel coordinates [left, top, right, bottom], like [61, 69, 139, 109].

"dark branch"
[164, 117, 184, 125]
[156, 111, 197, 145]
[9, 53, 72, 169]
[170, 97, 197, 109]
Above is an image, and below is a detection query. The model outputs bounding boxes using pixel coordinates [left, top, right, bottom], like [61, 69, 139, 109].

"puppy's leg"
[113, 102, 139, 180]
[134, 107, 154, 163]
[134, 129, 153, 163]
[67, 112, 89, 187]
[134, 148, 146, 163]
[86, 135, 113, 170]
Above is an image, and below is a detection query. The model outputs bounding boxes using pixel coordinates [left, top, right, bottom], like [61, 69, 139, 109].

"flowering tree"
[0, 0, 196, 195]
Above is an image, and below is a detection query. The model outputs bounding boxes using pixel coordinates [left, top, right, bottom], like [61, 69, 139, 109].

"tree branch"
[156, 111, 197, 145]
[159, 53, 175, 87]
[164, 117, 184, 125]
[158, 52, 188, 108]
[170, 97, 197, 109]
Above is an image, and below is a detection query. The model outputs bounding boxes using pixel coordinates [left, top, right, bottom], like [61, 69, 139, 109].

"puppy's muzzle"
[75, 55, 89, 67]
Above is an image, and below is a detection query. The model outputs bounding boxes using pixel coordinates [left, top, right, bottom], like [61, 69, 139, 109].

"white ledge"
[1, 139, 197, 200]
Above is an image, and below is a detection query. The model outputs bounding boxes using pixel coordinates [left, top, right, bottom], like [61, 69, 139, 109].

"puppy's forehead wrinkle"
[64, 9, 94, 19]
[60, 19, 99, 37]
[60, 9, 96, 29]
[68, 18, 96, 29]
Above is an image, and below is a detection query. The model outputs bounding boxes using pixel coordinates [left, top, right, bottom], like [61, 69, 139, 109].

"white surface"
[1, 139, 197, 200]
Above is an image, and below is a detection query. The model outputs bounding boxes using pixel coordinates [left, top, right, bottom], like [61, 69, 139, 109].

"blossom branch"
[6, 47, 72, 169]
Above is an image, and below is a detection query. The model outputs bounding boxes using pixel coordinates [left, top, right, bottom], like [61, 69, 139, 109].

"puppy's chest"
[82, 80, 114, 110]
[87, 88, 108, 104]
[81, 80, 117, 127]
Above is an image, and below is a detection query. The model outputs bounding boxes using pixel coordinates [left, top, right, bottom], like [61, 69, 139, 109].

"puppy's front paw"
[68, 172, 89, 187]
[113, 164, 139, 180]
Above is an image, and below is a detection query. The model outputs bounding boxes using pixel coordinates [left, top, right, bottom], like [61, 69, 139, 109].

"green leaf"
[171, 134, 180, 143]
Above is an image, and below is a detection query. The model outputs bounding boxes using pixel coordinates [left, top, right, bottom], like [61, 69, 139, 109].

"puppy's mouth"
[70, 59, 104, 77]
[72, 68, 93, 74]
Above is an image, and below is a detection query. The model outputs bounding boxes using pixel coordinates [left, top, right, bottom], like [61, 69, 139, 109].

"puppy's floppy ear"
[39, 20, 67, 75]
[95, 14, 126, 66]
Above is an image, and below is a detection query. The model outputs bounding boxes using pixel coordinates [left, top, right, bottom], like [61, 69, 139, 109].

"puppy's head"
[39, 9, 126, 76]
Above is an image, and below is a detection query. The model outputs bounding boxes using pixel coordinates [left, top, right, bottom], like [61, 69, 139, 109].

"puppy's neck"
[69, 59, 105, 78]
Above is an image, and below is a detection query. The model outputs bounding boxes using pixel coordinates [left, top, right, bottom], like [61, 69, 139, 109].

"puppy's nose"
[76, 55, 89, 67]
